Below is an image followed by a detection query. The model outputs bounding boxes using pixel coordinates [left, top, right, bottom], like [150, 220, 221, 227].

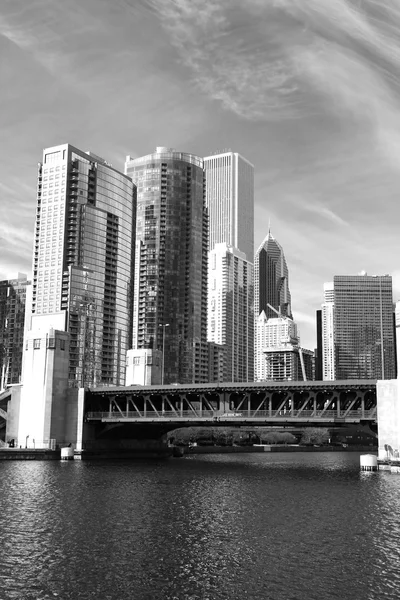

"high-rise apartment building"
[321, 282, 335, 380]
[208, 243, 254, 382]
[0, 274, 30, 388]
[125, 147, 208, 384]
[254, 230, 292, 380]
[31, 144, 136, 387]
[321, 274, 395, 380]
[204, 152, 254, 261]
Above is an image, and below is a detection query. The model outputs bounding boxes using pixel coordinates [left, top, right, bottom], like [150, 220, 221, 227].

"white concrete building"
[322, 282, 335, 380]
[204, 152, 254, 262]
[11, 325, 84, 449]
[208, 243, 254, 382]
[204, 151, 254, 382]
[126, 349, 162, 386]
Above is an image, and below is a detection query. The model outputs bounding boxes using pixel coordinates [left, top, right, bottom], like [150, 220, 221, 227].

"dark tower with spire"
[254, 229, 292, 321]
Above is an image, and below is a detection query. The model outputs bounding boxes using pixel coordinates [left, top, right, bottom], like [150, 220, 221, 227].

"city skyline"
[3, 1, 400, 351]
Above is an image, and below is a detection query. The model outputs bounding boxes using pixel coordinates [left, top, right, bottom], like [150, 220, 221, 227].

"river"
[1, 452, 399, 600]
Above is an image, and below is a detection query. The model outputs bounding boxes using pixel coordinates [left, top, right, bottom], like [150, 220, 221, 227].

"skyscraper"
[321, 274, 395, 380]
[0, 273, 30, 388]
[125, 147, 208, 384]
[257, 312, 313, 381]
[315, 309, 323, 380]
[208, 243, 254, 382]
[254, 229, 292, 321]
[254, 230, 292, 380]
[31, 144, 136, 387]
[204, 152, 254, 261]
[204, 151, 254, 381]
[321, 282, 335, 380]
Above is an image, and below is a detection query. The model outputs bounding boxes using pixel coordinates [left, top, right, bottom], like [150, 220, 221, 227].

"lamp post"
[159, 323, 170, 385]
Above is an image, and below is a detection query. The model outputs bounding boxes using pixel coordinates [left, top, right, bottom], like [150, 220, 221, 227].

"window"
[48, 337, 56, 349]
[60, 339, 66, 351]
[33, 339, 41, 349]
[45, 151, 61, 163]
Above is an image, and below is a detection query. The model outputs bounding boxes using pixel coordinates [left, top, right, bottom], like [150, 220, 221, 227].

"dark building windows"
[125, 148, 208, 384]
[333, 275, 395, 380]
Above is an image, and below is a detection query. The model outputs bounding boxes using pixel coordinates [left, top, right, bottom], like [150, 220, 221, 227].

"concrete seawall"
[184, 445, 376, 455]
[0, 448, 61, 460]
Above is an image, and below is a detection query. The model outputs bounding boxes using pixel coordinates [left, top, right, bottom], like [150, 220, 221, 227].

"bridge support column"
[76, 388, 85, 452]
[108, 396, 115, 417]
[377, 380, 400, 460]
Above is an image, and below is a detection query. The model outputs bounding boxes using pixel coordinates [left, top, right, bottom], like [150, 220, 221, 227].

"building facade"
[254, 230, 292, 321]
[125, 147, 208, 384]
[321, 282, 335, 380]
[254, 230, 292, 380]
[315, 309, 323, 380]
[125, 349, 162, 386]
[204, 151, 254, 381]
[322, 274, 395, 380]
[208, 243, 254, 382]
[256, 312, 312, 381]
[31, 144, 136, 387]
[0, 274, 30, 388]
[204, 152, 254, 261]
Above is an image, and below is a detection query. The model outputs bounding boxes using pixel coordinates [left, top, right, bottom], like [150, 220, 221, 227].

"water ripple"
[1, 453, 399, 599]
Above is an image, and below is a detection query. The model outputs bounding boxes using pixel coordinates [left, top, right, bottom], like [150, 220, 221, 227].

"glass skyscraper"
[32, 144, 136, 387]
[254, 230, 292, 381]
[323, 275, 395, 380]
[125, 147, 208, 384]
[0, 274, 30, 387]
[254, 229, 292, 321]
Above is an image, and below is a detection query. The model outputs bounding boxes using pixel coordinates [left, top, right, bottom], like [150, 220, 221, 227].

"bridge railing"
[86, 409, 376, 420]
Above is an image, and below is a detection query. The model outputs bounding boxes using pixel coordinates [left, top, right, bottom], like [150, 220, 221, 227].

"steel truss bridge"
[85, 380, 377, 435]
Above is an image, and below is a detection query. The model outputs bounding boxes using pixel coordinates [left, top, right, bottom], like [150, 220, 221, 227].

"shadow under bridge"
[85, 380, 377, 440]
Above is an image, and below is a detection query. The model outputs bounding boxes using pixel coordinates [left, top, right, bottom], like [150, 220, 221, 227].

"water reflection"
[0, 453, 399, 599]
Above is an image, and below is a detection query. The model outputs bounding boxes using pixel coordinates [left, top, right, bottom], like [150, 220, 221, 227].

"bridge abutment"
[377, 380, 400, 460]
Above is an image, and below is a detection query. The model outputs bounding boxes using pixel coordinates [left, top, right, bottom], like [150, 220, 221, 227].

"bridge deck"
[86, 409, 376, 426]
[85, 380, 377, 426]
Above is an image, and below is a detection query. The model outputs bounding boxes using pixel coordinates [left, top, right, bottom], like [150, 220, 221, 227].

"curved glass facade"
[125, 148, 208, 384]
[32, 144, 136, 387]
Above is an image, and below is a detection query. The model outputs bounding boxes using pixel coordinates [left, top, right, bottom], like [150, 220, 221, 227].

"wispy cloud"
[147, 0, 300, 119]
[286, 195, 350, 228]
[149, 0, 400, 167]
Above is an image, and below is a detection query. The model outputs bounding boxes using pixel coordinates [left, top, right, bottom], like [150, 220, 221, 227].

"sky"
[1, 0, 400, 350]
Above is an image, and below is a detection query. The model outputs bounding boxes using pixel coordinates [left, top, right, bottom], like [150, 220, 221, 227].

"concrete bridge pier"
[376, 380, 400, 461]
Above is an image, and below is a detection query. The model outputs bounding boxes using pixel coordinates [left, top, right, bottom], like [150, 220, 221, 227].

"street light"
[159, 323, 170, 385]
